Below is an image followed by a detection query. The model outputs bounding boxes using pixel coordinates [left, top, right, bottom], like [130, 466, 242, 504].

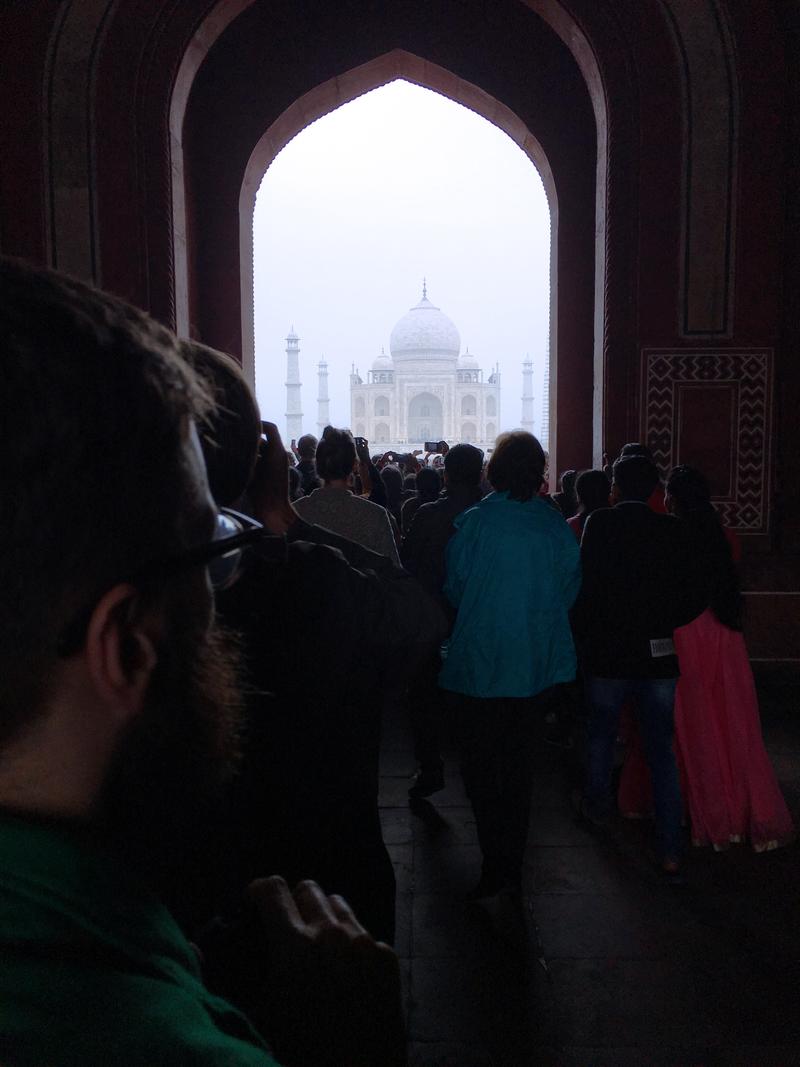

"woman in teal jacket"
[440, 431, 581, 897]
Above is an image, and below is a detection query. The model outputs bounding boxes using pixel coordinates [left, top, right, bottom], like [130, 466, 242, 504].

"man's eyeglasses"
[57, 507, 263, 657]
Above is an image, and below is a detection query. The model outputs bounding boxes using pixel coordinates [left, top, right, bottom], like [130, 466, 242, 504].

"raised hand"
[245, 877, 407, 1067]
[250, 421, 297, 534]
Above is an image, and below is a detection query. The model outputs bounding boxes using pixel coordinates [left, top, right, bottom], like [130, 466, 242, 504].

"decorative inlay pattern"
[642, 349, 772, 533]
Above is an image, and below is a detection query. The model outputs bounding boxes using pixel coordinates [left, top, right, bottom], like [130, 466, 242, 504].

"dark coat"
[199, 528, 446, 943]
[400, 486, 483, 606]
[571, 501, 709, 679]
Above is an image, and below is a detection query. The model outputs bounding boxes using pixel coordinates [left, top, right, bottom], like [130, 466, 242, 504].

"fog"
[253, 79, 551, 444]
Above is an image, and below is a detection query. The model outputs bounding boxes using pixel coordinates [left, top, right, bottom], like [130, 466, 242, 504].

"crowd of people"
[0, 255, 793, 1063]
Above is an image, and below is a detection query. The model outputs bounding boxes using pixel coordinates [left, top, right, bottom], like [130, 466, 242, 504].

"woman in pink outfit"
[618, 466, 794, 852]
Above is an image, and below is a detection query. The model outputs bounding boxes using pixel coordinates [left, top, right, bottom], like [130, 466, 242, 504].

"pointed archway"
[172, 6, 605, 476]
[239, 53, 558, 457]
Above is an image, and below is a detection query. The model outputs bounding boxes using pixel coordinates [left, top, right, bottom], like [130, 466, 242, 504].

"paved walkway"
[379, 679, 800, 1066]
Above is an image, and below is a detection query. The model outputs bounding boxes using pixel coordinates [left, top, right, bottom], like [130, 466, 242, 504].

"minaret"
[285, 327, 303, 442]
[540, 360, 550, 451]
[317, 358, 330, 436]
[521, 356, 535, 434]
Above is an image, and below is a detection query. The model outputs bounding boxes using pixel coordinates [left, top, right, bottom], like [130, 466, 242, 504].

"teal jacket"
[439, 491, 581, 699]
[0, 814, 277, 1066]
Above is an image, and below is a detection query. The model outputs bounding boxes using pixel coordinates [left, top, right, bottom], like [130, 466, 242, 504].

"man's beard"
[101, 606, 246, 908]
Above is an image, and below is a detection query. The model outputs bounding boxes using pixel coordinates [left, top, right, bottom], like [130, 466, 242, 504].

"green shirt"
[0, 812, 279, 1065]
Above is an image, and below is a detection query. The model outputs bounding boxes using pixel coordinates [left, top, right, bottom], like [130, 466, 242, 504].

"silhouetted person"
[572, 455, 708, 878]
[401, 444, 484, 797]
[0, 258, 405, 1067]
[295, 432, 322, 495]
[567, 468, 611, 541]
[401, 466, 441, 535]
[552, 468, 578, 518]
[439, 433, 581, 895]
[294, 427, 400, 565]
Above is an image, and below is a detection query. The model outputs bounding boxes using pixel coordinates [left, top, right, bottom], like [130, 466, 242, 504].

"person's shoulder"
[411, 498, 438, 523]
[351, 493, 388, 516]
[582, 504, 615, 531]
[648, 509, 680, 532]
[292, 487, 323, 510]
[451, 500, 483, 534]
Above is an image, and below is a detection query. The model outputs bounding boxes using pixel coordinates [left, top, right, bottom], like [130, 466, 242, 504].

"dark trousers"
[456, 693, 544, 883]
[408, 650, 444, 773]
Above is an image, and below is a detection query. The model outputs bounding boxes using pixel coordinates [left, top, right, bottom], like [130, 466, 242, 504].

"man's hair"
[182, 341, 260, 508]
[487, 431, 545, 501]
[0, 256, 211, 744]
[612, 455, 660, 501]
[665, 464, 711, 512]
[619, 441, 654, 461]
[316, 426, 356, 481]
[575, 469, 611, 512]
[297, 433, 318, 460]
[559, 469, 577, 493]
[444, 443, 483, 488]
[403, 474, 417, 491]
[380, 464, 403, 504]
[415, 467, 441, 499]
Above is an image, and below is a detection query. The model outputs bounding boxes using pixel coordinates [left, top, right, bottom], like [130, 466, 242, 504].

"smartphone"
[424, 441, 439, 453]
[354, 436, 367, 449]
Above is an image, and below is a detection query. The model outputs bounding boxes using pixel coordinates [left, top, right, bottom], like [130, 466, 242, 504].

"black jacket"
[571, 501, 709, 679]
[400, 486, 483, 605]
[186, 528, 446, 941]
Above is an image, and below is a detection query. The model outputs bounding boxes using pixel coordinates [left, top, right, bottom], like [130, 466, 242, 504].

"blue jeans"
[585, 676, 683, 861]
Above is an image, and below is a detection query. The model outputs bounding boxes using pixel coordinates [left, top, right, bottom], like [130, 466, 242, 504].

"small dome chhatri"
[372, 346, 392, 371]
[389, 282, 461, 361]
[459, 345, 480, 369]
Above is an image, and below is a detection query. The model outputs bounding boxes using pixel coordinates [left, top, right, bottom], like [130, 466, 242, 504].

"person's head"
[559, 469, 577, 496]
[666, 465, 742, 629]
[316, 426, 356, 483]
[665, 465, 712, 517]
[181, 340, 260, 508]
[444, 443, 484, 489]
[403, 473, 417, 492]
[611, 455, 660, 502]
[487, 431, 546, 500]
[415, 467, 442, 502]
[1, 257, 244, 876]
[381, 464, 404, 504]
[297, 433, 317, 461]
[619, 441, 655, 462]
[575, 469, 611, 514]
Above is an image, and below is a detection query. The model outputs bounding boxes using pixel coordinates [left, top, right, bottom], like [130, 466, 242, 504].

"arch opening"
[169, 8, 609, 475]
[239, 52, 560, 456]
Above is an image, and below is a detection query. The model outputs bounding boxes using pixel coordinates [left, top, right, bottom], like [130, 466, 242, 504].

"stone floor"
[379, 677, 800, 1067]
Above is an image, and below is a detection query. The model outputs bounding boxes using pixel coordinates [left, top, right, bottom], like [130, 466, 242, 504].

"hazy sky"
[253, 79, 550, 440]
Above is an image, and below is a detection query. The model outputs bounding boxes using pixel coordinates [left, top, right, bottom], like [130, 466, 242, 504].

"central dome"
[389, 287, 460, 361]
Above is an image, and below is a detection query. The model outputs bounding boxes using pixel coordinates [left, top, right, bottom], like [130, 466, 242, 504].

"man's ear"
[84, 584, 159, 721]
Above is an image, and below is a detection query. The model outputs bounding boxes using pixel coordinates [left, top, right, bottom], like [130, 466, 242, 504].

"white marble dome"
[372, 347, 392, 371]
[458, 347, 480, 369]
[389, 288, 460, 361]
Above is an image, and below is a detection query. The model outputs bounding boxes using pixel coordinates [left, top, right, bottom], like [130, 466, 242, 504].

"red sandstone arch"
[170, 2, 606, 475]
[4, 0, 793, 655]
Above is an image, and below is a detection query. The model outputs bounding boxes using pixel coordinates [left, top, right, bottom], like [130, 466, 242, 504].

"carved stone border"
[641, 348, 773, 533]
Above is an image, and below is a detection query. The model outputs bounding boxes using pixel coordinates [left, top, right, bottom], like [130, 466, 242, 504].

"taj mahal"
[348, 284, 500, 449]
[284, 284, 544, 451]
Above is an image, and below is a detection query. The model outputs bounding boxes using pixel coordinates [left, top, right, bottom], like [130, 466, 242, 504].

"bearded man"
[0, 257, 405, 1066]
